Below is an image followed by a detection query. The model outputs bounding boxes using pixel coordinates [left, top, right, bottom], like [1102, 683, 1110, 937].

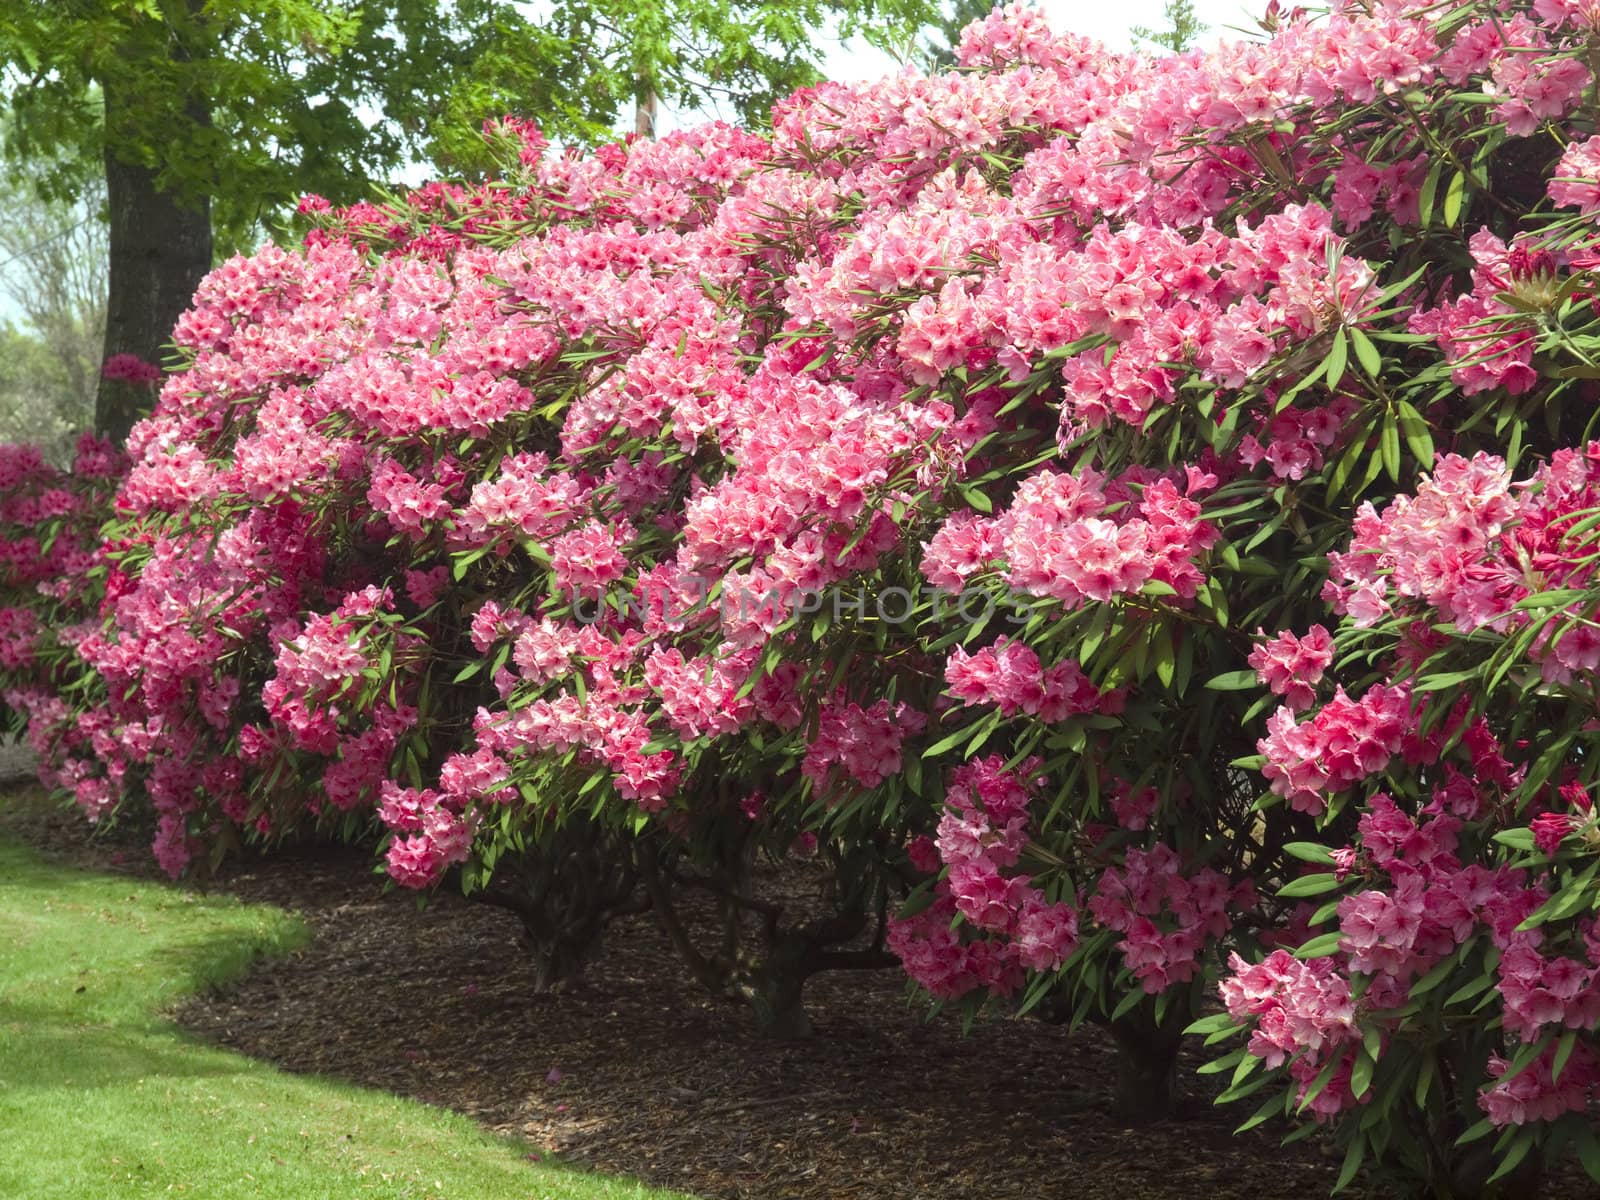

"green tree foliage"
[0, 0, 938, 439]
[1130, 0, 1205, 53]
[2, 1, 936, 247]
[544, 1, 942, 143]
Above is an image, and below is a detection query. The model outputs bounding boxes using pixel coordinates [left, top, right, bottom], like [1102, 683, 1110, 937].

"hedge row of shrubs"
[7, 3, 1600, 1193]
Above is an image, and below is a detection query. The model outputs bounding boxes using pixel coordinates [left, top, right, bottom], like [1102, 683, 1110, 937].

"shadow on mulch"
[4, 786, 1587, 1200]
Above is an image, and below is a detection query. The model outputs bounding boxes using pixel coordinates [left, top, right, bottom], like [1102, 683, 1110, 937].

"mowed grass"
[0, 835, 691, 1200]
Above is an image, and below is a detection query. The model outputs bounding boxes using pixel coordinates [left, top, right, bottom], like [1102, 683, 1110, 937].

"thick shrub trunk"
[737, 930, 818, 1040]
[637, 841, 893, 1038]
[469, 820, 641, 993]
[1441, 1143, 1544, 1200]
[1109, 1003, 1189, 1122]
[99, 78, 212, 443]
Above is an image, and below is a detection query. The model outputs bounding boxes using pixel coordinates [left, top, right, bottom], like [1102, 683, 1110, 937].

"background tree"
[0, 142, 105, 459]
[0, 326, 92, 461]
[1130, 0, 1204, 52]
[0, 0, 937, 444]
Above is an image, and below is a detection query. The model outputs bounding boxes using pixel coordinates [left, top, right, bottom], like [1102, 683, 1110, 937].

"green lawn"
[0, 835, 691, 1200]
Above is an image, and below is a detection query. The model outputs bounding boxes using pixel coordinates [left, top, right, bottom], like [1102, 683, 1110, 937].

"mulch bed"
[3, 787, 1589, 1199]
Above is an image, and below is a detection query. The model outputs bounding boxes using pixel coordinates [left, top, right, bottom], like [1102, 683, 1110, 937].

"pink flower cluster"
[1223, 784, 1593, 1124]
[1480, 1042, 1600, 1127]
[1220, 949, 1362, 1121]
[16, 7, 1600, 1179]
[888, 757, 1080, 996]
[1497, 939, 1600, 1042]
[802, 695, 926, 793]
[923, 466, 1218, 607]
[643, 646, 755, 739]
[1248, 625, 1334, 711]
[1328, 445, 1600, 682]
[1089, 844, 1243, 993]
[1258, 684, 1411, 814]
[1409, 233, 1540, 397]
[1221, 949, 1357, 1070]
[100, 353, 162, 386]
[378, 782, 478, 889]
[1550, 135, 1600, 215]
[944, 639, 1112, 720]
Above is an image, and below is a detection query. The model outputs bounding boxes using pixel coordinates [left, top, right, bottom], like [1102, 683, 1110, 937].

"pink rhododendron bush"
[15, 0, 1600, 1191]
[0, 434, 123, 793]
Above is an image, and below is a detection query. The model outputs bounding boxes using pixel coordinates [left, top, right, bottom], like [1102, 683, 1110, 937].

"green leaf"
[1152, 625, 1176, 688]
[1500, 1035, 1552, 1087]
[1395, 400, 1434, 469]
[896, 882, 936, 920]
[1350, 327, 1382, 377]
[1442, 170, 1466, 226]
[1350, 1049, 1375, 1100]
[1410, 949, 1466, 997]
[1234, 1093, 1285, 1134]
[1230, 1050, 1262, 1091]
[1283, 841, 1336, 865]
[1184, 1012, 1241, 1036]
[1552, 1029, 1578, 1082]
[1196, 1048, 1246, 1075]
[1443, 971, 1494, 1007]
[1517, 861, 1599, 930]
[1415, 668, 1480, 692]
[1579, 1130, 1600, 1182]
[452, 547, 487, 581]
[801, 343, 835, 373]
[923, 724, 974, 759]
[1326, 327, 1349, 392]
[1110, 986, 1146, 1023]
[1379, 412, 1401, 483]
[1484, 1129, 1534, 1186]
[1277, 873, 1343, 898]
[1293, 931, 1344, 959]
[1513, 587, 1589, 610]
[1414, 1055, 1435, 1109]
[1204, 669, 1259, 691]
[1493, 829, 1536, 852]
[1333, 1135, 1365, 1193]
[1418, 157, 1444, 227]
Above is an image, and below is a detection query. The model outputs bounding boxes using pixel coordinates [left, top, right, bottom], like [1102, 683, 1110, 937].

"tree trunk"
[741, 932, 816, 1040]
[98, 82, 212, 445]
[467, 824, 642, 995]
[1109, 1003, 1189, 1122]
[527, 933, 590, 994]
[635, 87, 659, 139]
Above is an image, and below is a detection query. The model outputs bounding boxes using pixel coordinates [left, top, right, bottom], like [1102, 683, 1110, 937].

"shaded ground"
[6, 790, 1591, 1200]
[181, 854, 1359, 1200]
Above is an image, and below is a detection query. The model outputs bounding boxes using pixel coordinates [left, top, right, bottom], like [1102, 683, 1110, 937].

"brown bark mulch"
[3, 787, 1587, 1200]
